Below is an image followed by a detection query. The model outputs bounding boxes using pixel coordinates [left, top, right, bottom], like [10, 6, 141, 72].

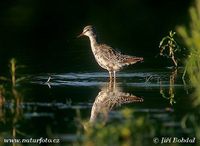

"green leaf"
[16, 77, 26, 83]
[0, 76, 9, 81]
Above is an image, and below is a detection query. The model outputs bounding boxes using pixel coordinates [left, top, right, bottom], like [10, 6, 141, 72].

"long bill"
[77, 33, 84, 38]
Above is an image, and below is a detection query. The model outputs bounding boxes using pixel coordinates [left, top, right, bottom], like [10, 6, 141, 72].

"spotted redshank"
[90, 80, 143, 123]
[78, 25, 143, 79]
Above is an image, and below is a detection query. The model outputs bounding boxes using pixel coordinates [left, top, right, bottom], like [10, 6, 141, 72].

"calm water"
[0, 68, 194, 145]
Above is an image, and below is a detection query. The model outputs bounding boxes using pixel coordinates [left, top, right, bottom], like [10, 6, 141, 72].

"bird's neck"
[88, 35, 99, 51]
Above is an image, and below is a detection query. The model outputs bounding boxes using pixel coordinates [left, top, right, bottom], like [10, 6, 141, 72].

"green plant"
[160, 69, 177, 105]
[159, 31, 182, 67]
[76, 108, 155, 146]
[0, 58, 25, 87]
[177, 0, 200, 106]
[10, 58, 17, 86]
[176, 0, 200, 140]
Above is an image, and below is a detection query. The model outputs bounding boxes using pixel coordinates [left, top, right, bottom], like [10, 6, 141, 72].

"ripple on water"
[29, 71, 184, 88]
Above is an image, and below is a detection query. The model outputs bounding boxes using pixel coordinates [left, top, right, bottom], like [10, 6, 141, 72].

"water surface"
[0, 68, 193, 145]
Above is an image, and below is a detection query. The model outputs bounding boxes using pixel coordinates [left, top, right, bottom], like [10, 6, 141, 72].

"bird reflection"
[89, 79, 143, 124]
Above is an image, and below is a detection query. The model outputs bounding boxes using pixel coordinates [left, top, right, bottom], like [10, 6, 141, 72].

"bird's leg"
[113, 71, 116, 79]
[108, 72, 113, 90]
[113, 71, 116, 89]
[108, 76, 114, 91]
[109, 71, 112, 80]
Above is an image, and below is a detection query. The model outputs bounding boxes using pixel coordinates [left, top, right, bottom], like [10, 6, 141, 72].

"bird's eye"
[84, 29, 89, 33]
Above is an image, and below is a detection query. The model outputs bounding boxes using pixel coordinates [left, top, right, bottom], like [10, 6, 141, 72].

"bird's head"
[77, 25, 96, 38]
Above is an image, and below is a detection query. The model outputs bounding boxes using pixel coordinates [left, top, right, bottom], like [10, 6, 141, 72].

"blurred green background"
[0, 0, 192, 73]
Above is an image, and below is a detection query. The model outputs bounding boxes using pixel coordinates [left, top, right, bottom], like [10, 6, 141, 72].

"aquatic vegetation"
[76, 108, 155, 146]
[177, 0, 200, 106]
[0, 86, 24, 146]
[0, 58, 25, 87]
[176, 0, 200, 141]
[0, 58, 26, 146]
[160, 69, 177, 105]
[10, 58, 17, 86]
[159, 31, 180, 67]
[0, 86, 5, 106]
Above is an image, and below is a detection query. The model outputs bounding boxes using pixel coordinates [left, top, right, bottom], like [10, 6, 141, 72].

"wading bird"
[78, 25, 143, 79]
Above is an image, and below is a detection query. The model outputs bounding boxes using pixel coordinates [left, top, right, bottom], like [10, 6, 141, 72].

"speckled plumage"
[90, 80, 143, 123]
[78, 25, 143, 78]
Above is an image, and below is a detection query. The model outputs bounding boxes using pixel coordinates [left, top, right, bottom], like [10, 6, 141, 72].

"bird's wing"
[97, 44, 143, 65]
[120, 55, 143, 65]
[96, 44, 118, 61]
[97, 44, 132, 62]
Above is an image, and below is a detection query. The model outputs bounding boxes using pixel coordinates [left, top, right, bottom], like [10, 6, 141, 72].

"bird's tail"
[121, 56, 143, 66]
[117, 95, 144, 104]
